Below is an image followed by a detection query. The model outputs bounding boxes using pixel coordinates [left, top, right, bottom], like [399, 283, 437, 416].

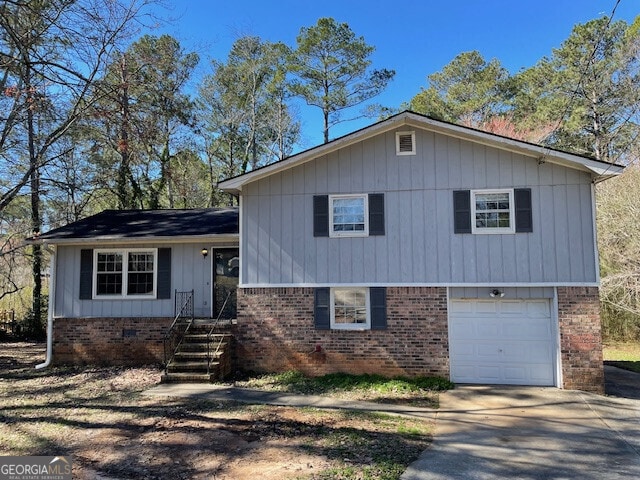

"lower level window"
[94, 249, 157, 298]
[331, 287, 370, 329]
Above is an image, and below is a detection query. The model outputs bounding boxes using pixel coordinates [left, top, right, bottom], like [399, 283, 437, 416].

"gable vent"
[396, 131, 416, 155]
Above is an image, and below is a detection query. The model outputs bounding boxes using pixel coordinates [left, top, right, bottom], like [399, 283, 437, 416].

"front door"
[213, 248, 239, 319]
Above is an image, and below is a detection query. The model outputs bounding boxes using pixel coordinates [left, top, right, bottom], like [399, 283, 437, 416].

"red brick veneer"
[557, 287, 604, 393]
[52, 317, 172, 365]
[234, 287, 450, 378]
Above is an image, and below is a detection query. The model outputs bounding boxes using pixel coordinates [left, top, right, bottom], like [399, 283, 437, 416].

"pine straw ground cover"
[0, 342, 442, 480]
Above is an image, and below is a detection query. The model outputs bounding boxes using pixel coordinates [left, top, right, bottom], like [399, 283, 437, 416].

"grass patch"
[2, 343, 435, 479]
[297, 409, 432, 480]
[236, 371, 453, 408]
[603, 342, 640, 373]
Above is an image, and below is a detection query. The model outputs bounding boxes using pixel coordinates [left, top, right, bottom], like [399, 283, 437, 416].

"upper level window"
[331, 287, 370, 330]
[329, 194, 368, 237]
[471, 189, 514, 234]
[94, 248, 157, 298]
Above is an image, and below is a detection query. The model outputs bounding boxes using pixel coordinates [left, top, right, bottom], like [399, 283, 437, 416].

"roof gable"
[218, 111, 623, 194]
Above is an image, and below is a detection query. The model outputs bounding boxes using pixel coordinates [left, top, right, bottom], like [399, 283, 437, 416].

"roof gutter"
[28, 233, 239, 246]
[36, 244, 56, 370]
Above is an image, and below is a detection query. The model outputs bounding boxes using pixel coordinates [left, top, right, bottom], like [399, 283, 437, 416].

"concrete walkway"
[401, 368, 640, 480]
[144, 367, 640, 479]
[143, 383, 437, 420]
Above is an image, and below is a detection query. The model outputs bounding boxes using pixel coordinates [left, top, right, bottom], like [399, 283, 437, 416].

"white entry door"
[449, 299, 556, 386]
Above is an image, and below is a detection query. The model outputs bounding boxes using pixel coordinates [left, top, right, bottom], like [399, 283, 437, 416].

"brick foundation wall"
[557, 287, 604, 393]
[234, 287, 449, 378]
[53, 317, 173, 366]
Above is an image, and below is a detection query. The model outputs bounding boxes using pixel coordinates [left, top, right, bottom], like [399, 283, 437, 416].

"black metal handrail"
[164, 290, 194, 373]
[207, 290, 232, 375]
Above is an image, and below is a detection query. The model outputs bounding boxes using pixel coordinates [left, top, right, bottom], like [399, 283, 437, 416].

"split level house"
[30, 111, 624, 393]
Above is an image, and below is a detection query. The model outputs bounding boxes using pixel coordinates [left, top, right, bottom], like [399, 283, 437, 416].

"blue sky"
[152, 0, 638, 148]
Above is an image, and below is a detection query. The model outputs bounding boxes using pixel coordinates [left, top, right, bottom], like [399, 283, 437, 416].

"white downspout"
[36, 244, 56, 369]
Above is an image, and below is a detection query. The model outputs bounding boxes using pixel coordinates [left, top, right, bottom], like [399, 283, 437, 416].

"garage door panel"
[453, 364, 553, 386]
[475, 343, 503, 359]
[449, 299, 556, 386]
[503, 366, 527, 382]
[476, 365, 501, 382]
[527, 300, 551, 317]
[503, 320, 550, 340]
[477, 322, 500, 337]
[500, 301, 526, 314]
[451, 364, 476, 380]
[502, 342, 552, 362]
[476, 302, 498, 314]
[449, 301, 474, 314]
[452, 342, 475, 357]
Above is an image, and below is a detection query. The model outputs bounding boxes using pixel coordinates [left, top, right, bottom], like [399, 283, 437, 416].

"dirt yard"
[0, 343, 433, 479]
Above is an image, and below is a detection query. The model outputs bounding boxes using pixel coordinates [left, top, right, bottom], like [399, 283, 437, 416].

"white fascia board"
[218, 114, 412, 194]
[238, 281, 601, 288]
[403, 114, 624, 180]
[32, 234, 239, 246]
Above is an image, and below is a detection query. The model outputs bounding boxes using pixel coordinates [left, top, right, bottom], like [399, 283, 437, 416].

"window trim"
[471, 189, 515, 234]
[330, 287, 371, 330]
[328, 194, 369, 238]
[395, 131, 416, 155]
[92, 248, 158, 299]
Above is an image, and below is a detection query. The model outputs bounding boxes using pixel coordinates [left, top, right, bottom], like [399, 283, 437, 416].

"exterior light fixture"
[201, 248, 209, 258]
[489, 289, 505, 298]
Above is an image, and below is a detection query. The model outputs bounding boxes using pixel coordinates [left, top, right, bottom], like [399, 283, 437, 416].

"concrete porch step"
[174, 351, 223, 360]
[166, 360, 221, 373]
[179, 342, 228, 352]
[163, 324, 233, 383]
[160, 372, 218, 383]
[183, 333, 232, 341]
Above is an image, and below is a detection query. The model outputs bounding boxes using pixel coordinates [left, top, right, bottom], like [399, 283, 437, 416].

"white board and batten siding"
[54, 243, 228, 318]
[240, 128, 597, 287]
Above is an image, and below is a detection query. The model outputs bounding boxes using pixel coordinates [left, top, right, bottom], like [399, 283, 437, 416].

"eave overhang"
[218, 111, 624, 194]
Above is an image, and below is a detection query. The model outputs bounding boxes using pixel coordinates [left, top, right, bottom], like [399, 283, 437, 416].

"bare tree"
[0, 0, 156, 333]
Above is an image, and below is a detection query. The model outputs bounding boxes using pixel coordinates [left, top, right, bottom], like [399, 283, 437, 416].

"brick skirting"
[557, 286, 604, 393]
[50, 286, 605, 393]
[52, 317, 172, 365]
[235, 286, 450, 378]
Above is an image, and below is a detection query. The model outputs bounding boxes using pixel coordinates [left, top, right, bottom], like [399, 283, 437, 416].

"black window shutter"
[157, 248, 172, 299]
[313, 195, 329, 237]
[370, 287, 387, 330]
[514, 188, 533, 233]
[453, 190, 472, 234]
[79, 249, 93, 299]
[368, 193, 385, 236]
[314, 287, 330, 330]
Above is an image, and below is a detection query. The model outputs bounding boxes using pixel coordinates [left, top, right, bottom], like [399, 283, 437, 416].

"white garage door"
[449, 299, 556, 386]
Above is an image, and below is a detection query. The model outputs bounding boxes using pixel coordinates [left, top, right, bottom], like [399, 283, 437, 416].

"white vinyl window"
[329, 194, 369, 237]
[471, 189, 515, 234]
[331, 287, 370, 330]
[94, 248, 157, 298]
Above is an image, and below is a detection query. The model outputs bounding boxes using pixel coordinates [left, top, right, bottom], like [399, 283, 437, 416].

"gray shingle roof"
[34, 208, 239, 242]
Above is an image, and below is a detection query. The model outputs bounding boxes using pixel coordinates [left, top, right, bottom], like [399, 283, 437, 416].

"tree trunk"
[27, 65, 42, 336]
[323, 108, 329, 144]
[117, 55, 133, 209]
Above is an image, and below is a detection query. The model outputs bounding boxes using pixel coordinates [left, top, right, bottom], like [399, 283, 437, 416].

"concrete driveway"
[402, 366, 640, 479]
